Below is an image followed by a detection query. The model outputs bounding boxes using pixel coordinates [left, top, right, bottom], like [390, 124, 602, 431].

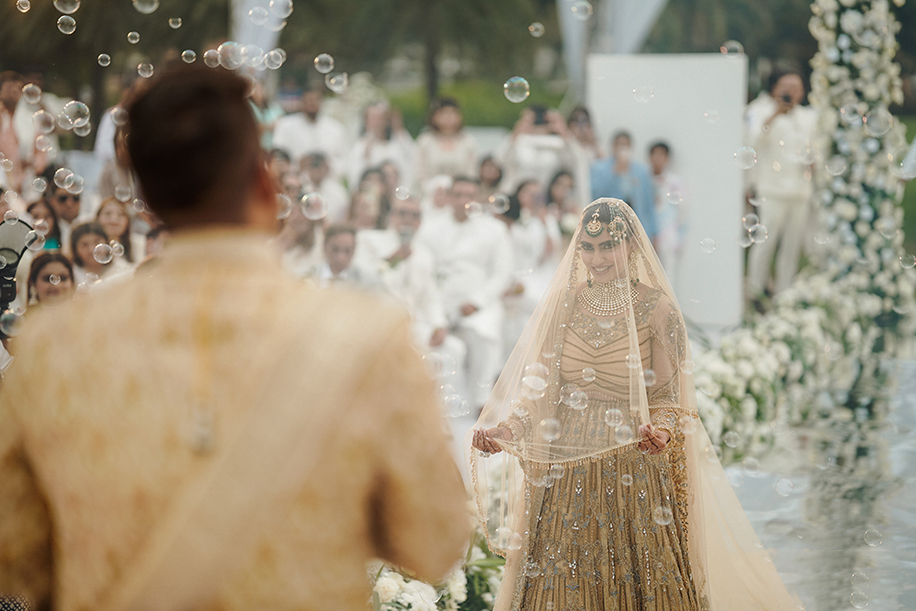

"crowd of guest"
[0, 68, 687, 406]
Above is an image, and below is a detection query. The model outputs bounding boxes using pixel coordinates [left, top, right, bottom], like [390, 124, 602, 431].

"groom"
[0, 65, 469, 610]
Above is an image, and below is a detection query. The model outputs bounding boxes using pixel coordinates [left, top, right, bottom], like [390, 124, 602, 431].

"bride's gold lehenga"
[507, 291, 701, 611]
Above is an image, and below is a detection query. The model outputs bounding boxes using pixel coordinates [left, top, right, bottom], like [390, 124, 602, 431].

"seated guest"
[96, 197, 145, 265]
[317, 224, 361, 285]
[46, 184, 83, 256]
[478, 155, 503, 202]
[301, 153, 349, 224]
[347, 190, 383, 231]
[26, 252, 74, 307]
[69, 222, 131, 286]
[26, 200, 62, 250]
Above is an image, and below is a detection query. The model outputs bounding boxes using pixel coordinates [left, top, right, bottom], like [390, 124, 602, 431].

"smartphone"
[532, 105, 548, 126]
[780, 94, 792, 104]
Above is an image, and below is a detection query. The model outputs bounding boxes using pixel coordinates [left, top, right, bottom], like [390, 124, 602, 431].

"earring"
[586, 268, 593, 288]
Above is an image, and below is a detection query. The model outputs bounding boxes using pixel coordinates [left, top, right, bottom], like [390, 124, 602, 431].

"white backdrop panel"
[586, 53, 748, 329]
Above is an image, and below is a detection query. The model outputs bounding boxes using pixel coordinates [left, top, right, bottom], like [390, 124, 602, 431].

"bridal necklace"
[578, 277, 638, 317]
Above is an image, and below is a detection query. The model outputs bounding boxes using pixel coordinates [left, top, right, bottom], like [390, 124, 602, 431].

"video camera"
[0, 214, 41, 339]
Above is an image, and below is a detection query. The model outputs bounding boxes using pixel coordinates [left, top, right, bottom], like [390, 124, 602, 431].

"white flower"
[374, 576, 401, 604]
[447, 571, 468, 603]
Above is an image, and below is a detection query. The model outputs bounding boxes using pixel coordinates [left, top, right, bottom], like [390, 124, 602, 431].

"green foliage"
[388, 79, 565, 136]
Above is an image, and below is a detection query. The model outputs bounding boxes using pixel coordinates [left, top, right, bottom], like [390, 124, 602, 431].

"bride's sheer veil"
[467, 198, 800, 611]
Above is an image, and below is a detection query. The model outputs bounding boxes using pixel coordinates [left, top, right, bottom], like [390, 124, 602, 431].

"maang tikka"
[585, 209, 603, 237]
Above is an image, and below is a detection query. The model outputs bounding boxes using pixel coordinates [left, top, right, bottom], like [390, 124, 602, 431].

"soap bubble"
[132, 0, 159, 14]
[3, 210, 19, 224]
[633, 86, 654, 104]
[0, 310, 24, 337]
[703, 110, 719, 123]
[300, 193, 326, 219]
[325, 72, 349, 94]
[678, 414, 698, 434]
[507, 532, 523, 550]
[621, 474, 633, 485]
[48, 274, 60, 285]
[249, 6, 269, 25]
[742, 213, 759, 229]
[93, 243, 113, 264]
[16, 0, 30, 13]
[114, 184, 132, 202]
[66, 174, 84, 195]
[742, 456, 760, 475]
[32, 177, 47, 194]
[570, 1, 593, 21]
[863, 107, 892, 137]
[581, 367, 596, 382]
[604, 408, 624, 427]
[53, 0, 80, 15]
[720, 40, 744, 54]
[269, 0, 294, 18]
[525, 363, 549, 379]
[825, 156, 847, 176]
[218, 42, 243, 70]
[850, 592, 868, 609]
[127, 31, 140, 44]
[54, 168, 74, 188]
[110, 240, 125, 258]
[700, 238, 716, 253]
[34, 219, 49, 235]
[25, 230, 45, 251]
[643, 369, 657, 387]
[615, 425, 633, 444]
[97, 54, 112, 67]
[723, 431, 741, 448]
[568, 390, 588, 411]
[523, 374, 547, 400]
[625, 354, 639, 369]
[560, 383, 578, 404]
[443, 394, 470, 417]
[265, 49, 285, 70]
[203, 49, 220, 68]
[749, 224, 768, 244]
[538, 418, 561, 442]
[774, 478, 794, 497]
[666, 190, 683, 206]
[181, 50, 196, 63]
[900, 254, 916, 269]
[549, 464, 565, 479]
[863, 529, 882, 547]
[488, 193, 510, 214]
[111, 106, 129, 126]
[22, 84, 41, 105]
[168, 17, 182, 29]
[33, 110, 55, 135]
[57, 16, 77, 35]
[851, 573, 869, 587]
[137, 63, 154, 78]
[422, 352, 457, 378]
[503, 77, 530, 103]
[653, 505, 674, 526]
[734, 147, 757, 169]
[528, 22, 545, 37]
[314, 53, 335, 74]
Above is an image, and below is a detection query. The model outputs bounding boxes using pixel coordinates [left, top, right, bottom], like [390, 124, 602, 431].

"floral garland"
[370, 529, 505, 611]
[696, 0, 916, 461]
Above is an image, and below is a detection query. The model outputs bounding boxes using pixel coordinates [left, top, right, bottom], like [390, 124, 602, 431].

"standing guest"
[566, 106, 603, 163]
[744, 69, 817, 297]
[496, 106, 586, 207]
[43, 183, 82, 256]
[277, 206, 323, 280]
[26, 200, 62, 251]
[0, 71, 31, 193]
[145, 225, 169, 259]
[590, 131, 659, 241]
[546, 170, 578, 215]
[26, 252, 75, 307]
[318, 224, 362, 285]
[272, 85, 349, 182]
[417, 177, 513, 409]
[0, 64, 468, 611]
[249, 80, 285, 151]
[267, 148, 292, 184]
[478, 155, 504, 202]
[414, 98, 478, 190]
[301, 153, 349, 224]
[96, 197, 144, 265]
[69, 221, 131, 286]
[649, 141, 688, 288]
[347, 103, 415, 191]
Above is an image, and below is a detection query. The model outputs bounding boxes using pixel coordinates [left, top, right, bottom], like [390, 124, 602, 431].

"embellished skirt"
[517, 445, 700, 611]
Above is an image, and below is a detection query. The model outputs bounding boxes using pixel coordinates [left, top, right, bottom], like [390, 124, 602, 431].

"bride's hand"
[637, 424, 670, 455]
[472, 427, 512, 454]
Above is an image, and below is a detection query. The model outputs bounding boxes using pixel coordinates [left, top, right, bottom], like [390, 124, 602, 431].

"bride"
[470, 199, 798, 610]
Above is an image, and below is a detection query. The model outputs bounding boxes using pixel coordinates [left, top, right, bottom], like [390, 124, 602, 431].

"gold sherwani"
[0, 229, 470, 611]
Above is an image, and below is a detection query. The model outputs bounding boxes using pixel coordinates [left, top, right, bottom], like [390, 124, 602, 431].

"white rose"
[374, 576, 401, 603]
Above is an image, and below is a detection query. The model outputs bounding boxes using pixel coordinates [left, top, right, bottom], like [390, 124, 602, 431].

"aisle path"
[448, 360, 916, 610]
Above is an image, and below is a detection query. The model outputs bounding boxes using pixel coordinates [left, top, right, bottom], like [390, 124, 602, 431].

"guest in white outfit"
[317, 224, 361, 285]
[301, 153, 350, 224]
[273, 86, 349, 183]
[745, 69, 817, 297]
[278, 206, 324, 280]
[354, 197, 467, 388]
[417, 177, 513, 408]
[649, 141, 688, 291]
[347, 103, 415, 191]
[496, 105, 588, 208]
[414, 98, 478, 191]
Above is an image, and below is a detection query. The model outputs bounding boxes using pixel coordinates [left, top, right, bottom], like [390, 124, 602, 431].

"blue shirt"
[589, 157, 659, 239]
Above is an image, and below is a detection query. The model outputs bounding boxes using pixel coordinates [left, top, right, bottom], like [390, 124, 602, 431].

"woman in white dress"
[414, 98, 478, 191]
